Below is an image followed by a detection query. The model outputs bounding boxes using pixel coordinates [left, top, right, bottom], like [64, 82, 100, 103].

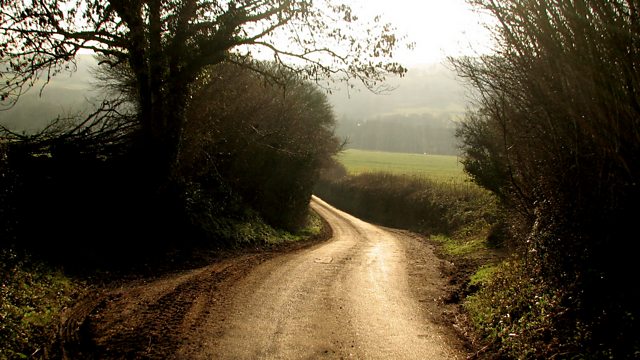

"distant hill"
[1, 58, 470, 156]
[0, 55, 98, 133]
[329, 63, 469, 155]
[329, 63, 468, 119]
[336, 113, 459, 155]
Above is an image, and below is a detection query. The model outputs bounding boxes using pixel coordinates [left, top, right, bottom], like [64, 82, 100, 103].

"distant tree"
[335, 114, 459, 155]
[454, 0, 640, 357]
[1, 0, 408, 183]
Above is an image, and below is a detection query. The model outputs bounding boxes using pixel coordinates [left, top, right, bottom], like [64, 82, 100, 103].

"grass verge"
[0, 249, 86, 359]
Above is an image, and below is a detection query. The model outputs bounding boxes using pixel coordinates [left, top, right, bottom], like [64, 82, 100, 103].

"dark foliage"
[182, 63, 340, 232]
[0, 63, 339, 269]
[0, 137, 195, 270]
[455, 0, 640, 357]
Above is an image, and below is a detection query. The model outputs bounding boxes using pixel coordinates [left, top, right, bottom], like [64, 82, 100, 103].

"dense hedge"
[315, 171, 496, 238]
[454, 1, 640, 357]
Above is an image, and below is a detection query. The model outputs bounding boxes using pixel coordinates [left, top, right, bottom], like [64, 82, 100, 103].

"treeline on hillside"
[454, 0, 640, 358]
[336, 114, 459, 155]
[0, 61, 339, 269]
[328, 63, 466, 120]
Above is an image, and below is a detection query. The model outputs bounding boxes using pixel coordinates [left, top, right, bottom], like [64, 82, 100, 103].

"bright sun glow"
[349, 0, 494, 65]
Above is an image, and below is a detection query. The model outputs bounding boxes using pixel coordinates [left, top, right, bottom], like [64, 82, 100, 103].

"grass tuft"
[431, 235, 487, 256]
[469, 265, 499, 287]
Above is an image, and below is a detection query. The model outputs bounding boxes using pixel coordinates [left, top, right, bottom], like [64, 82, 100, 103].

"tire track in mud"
[61, 256, 268, 359]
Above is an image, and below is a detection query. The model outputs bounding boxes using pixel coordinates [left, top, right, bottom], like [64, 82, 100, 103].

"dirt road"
[65, 196, 465, 359]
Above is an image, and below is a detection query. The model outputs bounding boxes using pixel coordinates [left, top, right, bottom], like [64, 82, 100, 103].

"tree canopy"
[1, 0, 407, 107]
[1, 0, 409, 182]
[182, 61, 340, 230]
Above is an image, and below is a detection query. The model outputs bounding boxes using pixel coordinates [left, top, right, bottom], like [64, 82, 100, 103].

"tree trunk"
[123, 0, 183, 187]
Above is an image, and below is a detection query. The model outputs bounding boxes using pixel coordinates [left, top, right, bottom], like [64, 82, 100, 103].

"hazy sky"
[348, 0, 494, 65]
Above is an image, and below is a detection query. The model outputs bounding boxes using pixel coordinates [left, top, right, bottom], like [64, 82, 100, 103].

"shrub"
[464, 261, 568, 359]
[182, 62, 340, 232]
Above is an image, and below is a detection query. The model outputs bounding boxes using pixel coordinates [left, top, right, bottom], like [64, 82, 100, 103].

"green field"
[336, 149, 468, 183]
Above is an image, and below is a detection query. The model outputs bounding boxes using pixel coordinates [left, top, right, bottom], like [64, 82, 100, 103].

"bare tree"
[1, 0, 409, 182]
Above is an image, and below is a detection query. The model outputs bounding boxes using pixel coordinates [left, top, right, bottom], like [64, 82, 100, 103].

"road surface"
[67, 196, 464, 359]
[180, 196, 463, 359]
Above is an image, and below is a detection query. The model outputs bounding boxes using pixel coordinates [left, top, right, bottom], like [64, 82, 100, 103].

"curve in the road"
[184, 196, 464, 359]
